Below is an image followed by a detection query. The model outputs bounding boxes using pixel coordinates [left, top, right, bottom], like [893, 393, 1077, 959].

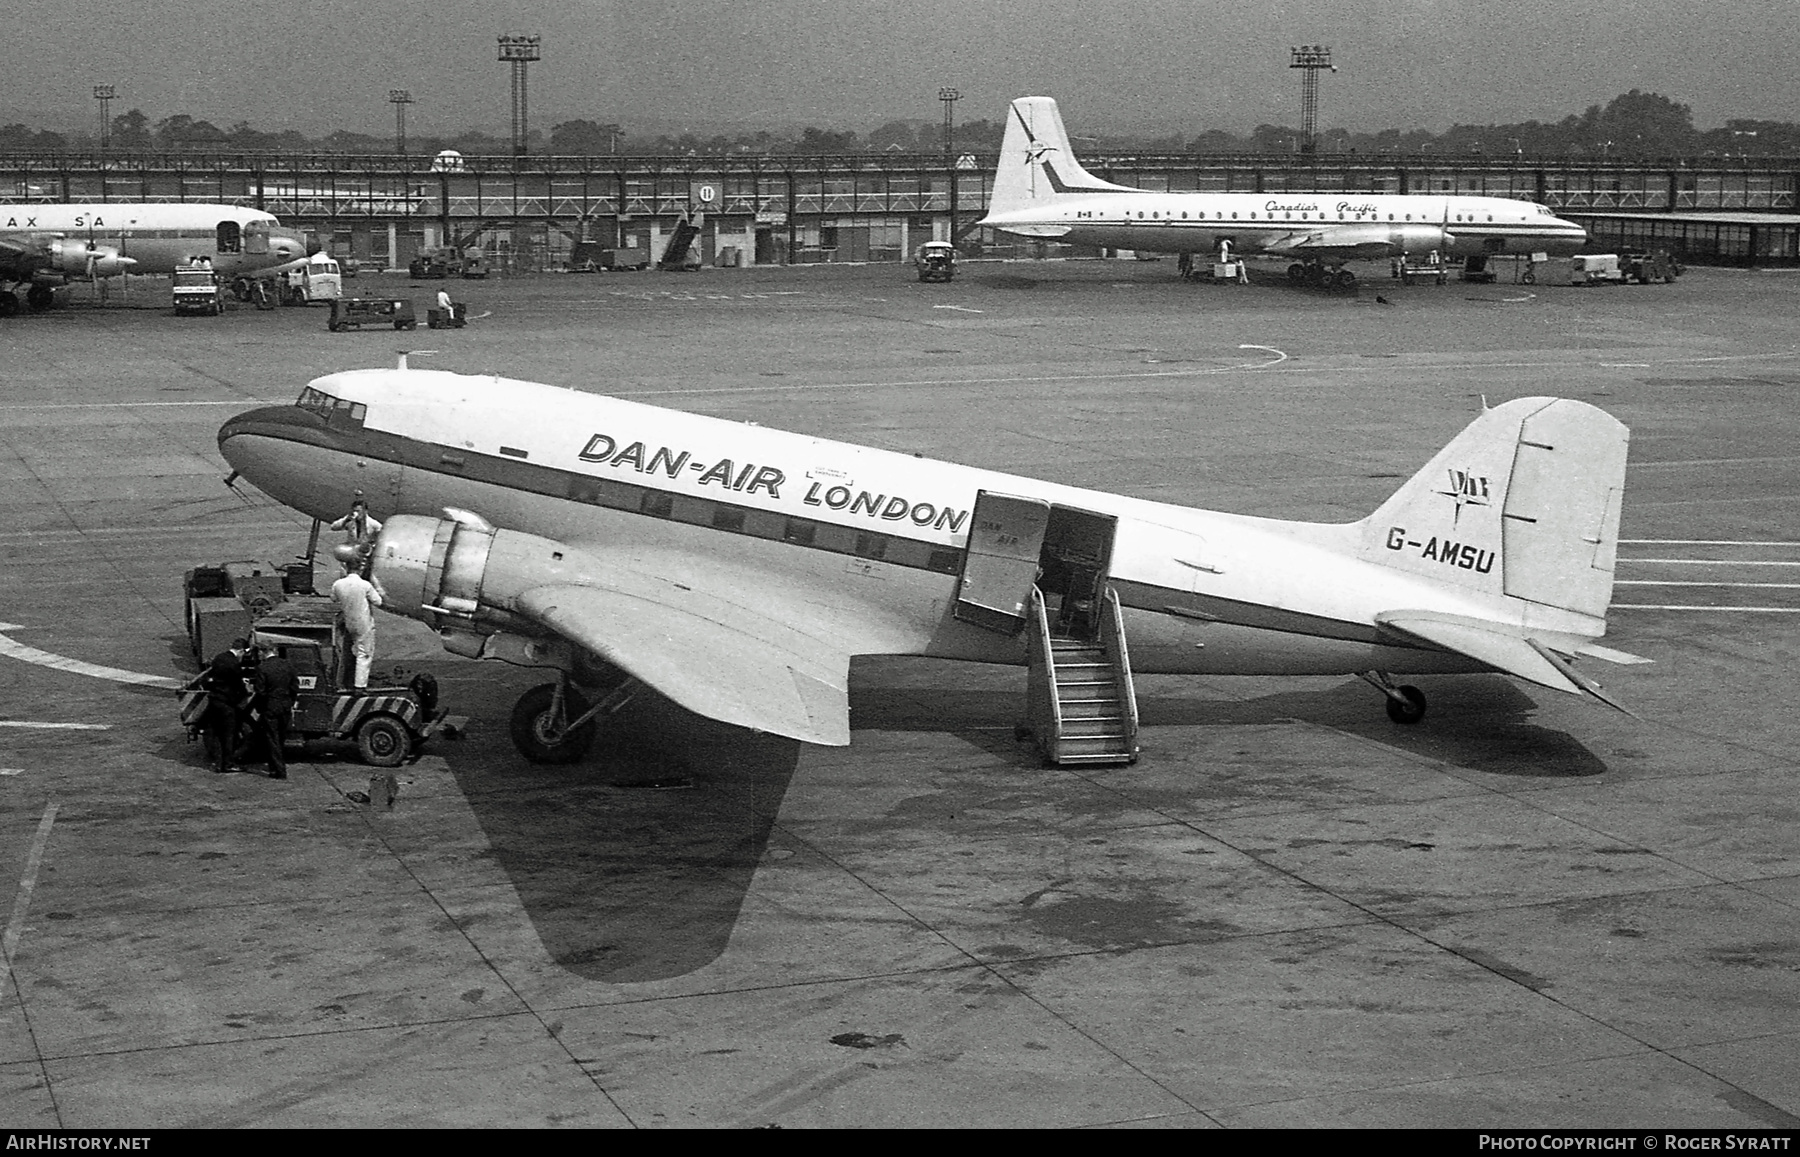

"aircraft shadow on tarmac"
[153, 636, 1598, 984]
[436, 690, 804, 984]
[850, 668, 1608, 780]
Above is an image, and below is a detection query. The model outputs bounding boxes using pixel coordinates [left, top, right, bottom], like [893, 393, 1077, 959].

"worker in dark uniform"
[252, 642, 299, 779]
[201, 637, 254, 773]
[329, 497, 383, 550]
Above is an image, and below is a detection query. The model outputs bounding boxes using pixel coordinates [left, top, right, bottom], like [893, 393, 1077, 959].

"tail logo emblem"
[1437, 469, 1491, 525]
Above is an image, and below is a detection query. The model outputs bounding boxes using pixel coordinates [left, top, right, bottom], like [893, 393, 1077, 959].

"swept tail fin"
[984, 97, 1143, 222]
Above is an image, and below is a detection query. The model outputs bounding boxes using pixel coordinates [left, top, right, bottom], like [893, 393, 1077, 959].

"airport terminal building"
[3, 150, 1796, 271]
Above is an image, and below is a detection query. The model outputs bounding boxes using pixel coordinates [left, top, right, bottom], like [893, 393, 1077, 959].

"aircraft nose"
[218, 404, 324, 469]
[1550, 216, 1587, 255]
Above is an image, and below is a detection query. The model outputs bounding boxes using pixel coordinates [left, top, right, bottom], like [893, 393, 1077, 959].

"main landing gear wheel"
[1333, 269, 1358, 291]
[26, 284, 54, 311]
[511, 682, 597, 764]
[1287, 263, 1307, 284]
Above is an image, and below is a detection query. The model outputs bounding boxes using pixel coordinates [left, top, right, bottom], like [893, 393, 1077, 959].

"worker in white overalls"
[331, 560, 386, 689]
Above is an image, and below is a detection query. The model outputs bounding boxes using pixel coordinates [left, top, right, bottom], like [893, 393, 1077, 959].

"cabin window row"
[566, 474, 961, 574]
[1121, 210, 1508, 223]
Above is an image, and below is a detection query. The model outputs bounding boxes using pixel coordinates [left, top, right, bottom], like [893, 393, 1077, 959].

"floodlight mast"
[388, 90, 414, 156]
[498, 35, 542, 156]
[1288, 45, 1335, 155]
[93, 84, 114, 151]
[939, 87, 961, 242]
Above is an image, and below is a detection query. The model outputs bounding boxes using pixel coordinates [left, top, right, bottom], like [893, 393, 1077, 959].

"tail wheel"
[356, 714, 412, 767]
[510, 683, 597, 764]
[1385, 685, 1427, 725]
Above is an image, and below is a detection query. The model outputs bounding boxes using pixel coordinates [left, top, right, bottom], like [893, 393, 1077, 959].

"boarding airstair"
[1024, 584, 1140, 766]
[657, 211, 703, 271]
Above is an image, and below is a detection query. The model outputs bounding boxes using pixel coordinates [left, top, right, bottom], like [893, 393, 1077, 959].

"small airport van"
[1570, 254, 1625, 285]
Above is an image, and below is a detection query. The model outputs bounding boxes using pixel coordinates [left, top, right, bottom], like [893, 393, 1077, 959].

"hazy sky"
[8, 1, 1797, 139]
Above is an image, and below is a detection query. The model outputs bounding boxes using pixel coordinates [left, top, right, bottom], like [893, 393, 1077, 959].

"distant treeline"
[4, 90, 1797, 158]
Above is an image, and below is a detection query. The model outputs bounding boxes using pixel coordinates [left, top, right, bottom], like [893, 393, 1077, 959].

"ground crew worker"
[436, 288, 454, 315]
[331, 562, 385, 688]
[201, 637, 254, 773]
[252, 642, 299, 779]
[329, 497, 382, 549]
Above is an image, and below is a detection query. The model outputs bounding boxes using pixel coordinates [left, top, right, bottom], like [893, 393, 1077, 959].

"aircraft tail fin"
[986, 97, 1142, 219]
[1357, 397, 1629, 622]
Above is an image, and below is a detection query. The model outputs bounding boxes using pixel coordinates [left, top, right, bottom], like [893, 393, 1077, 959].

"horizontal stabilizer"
[1376, 610, 1633, 714]
[1575, 641, 1653, 666]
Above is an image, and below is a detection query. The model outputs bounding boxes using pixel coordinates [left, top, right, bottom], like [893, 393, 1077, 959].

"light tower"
[497, 34, 541, 157]
[938, 86, 961, 156]
[388, 89, 413, 155]
[1288, 45, 1335, 155]
[93, 84, 114, 150]
[938, 87, 961, 241]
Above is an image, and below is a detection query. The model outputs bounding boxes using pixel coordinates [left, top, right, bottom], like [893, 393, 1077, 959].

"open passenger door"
[954, 491, 1051, 635]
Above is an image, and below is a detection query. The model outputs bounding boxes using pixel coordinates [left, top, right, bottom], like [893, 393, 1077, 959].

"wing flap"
[517, 582, 851, 746]
[1376, 610, 1634, 714]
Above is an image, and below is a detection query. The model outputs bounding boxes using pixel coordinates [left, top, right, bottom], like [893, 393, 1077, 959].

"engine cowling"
[371, 512, 624, 674]
[373, 512, 502, 626]
[46, 238, 134, 277]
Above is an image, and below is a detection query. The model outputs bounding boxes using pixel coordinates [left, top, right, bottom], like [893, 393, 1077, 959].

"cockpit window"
[296, 387, 366, 421]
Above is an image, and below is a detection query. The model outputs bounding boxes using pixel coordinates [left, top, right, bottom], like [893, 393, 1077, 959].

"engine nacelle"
[46, 238, 134, 277]
[373, 512, 504, 626]
[370, 512, 608, 669]
[1392, 224, 1452, 254]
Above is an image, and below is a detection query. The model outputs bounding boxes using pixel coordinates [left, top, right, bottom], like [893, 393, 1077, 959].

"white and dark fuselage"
[219, 370, 1578, 683]
[977, 97, 1588, 264]
[990, 191, 1587, 260]
[0, 203, 308, 290]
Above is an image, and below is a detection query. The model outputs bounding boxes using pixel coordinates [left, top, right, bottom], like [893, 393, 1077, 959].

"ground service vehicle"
[172, 260, 225, 315]
[1571, 254, 1626, 285]
[183, 558, 315, 661]
[329, 297, 417, 331]
[567, 243, 650, 272]
[1620, 251, 1682, 284]
[427, 302, 467, 328]
[1390, 251, 1448, 285]
[408, 246, 488, 279]
[915, 240, 956, 282]
[281, 254, 344, 305]
[178, 597, 448, 768]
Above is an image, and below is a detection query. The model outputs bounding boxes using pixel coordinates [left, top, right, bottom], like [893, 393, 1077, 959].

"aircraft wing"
[1260, 225, 1443, 261]
[0, 234, 49, 280]
[1375, 610, 1641, 713]
[514, 578, 852, 746]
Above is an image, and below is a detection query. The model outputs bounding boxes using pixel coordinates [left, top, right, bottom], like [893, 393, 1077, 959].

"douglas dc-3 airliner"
[218, 364, 1645, 766]
[979, 97, 1589, 289]
[0, 202, 308, 315]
